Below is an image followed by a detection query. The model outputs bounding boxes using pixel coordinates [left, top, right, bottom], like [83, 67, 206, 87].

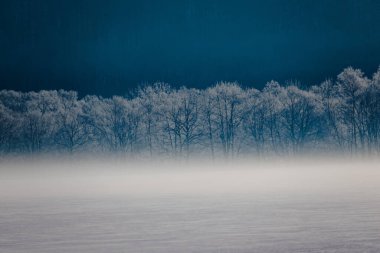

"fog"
[1, 158, 380, 252]
[1, 157, 380, 198]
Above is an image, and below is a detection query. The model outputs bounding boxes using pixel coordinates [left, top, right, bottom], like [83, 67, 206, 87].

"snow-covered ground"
[0, 158, 380, 252]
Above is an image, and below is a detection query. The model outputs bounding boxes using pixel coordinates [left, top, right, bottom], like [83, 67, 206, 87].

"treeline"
[1, 67, 380, 158]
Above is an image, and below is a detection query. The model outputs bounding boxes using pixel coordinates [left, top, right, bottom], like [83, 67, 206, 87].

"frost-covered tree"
[208, 82, 247, 158]
[22, 91, 59, 153]
[315, 80, 346, 149]
[137, 86, 158, 156]
[260, 81, 286, 153]
[80, 95, 118, 152]
[0, 90, 25, 152]
[175, 88, 202, 158]
[55, 90, 89, 153]
[124, 98, 142, 154]
[138, 83, 173, 156]
[0, 66, 379, 157]
[337, 67, 369, 152]
[0, 103, 17, 153]
[281, 84, 323, 153]
[364, 67, 380, 152]
[243, 88, 265, 155]
[199, 89, 217, 159]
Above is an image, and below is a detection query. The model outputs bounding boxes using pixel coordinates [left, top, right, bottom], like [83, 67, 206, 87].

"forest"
[1, 66, 379, 158]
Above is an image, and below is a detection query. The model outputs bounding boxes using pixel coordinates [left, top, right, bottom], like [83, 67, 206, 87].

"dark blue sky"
[0, 0, 379, 96]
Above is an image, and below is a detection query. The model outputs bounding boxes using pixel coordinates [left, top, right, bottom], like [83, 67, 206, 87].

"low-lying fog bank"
[1, 157, 379, 199]
[1, 157, 380, 253]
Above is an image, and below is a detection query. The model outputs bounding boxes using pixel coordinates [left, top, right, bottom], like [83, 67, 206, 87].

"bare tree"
[22, 91, 58, 153]
[55, 90, 89, 153]
[0, 66, 379, 157]
[337, 67, 369, 153]
[208, 82, 246, 158]
[281, 85, 323, 154]
[243, 88, 266, 155]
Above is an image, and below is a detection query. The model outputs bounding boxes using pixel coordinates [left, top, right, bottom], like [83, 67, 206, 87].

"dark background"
[0, 0, 379, 97]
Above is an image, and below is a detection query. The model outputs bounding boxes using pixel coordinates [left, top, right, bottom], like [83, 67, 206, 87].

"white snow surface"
[0, 158, 380, 252]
